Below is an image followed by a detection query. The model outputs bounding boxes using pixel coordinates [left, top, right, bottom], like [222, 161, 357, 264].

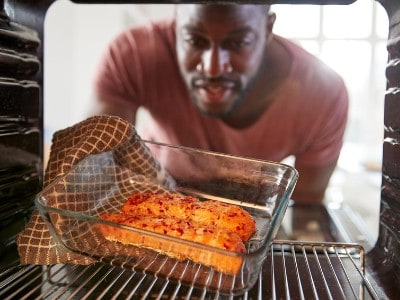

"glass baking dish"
[35, 139, 298, 295]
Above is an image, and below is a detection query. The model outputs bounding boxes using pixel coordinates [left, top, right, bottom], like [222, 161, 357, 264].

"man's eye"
[184, 36, 208, 49]
[228, 40, 252, 49]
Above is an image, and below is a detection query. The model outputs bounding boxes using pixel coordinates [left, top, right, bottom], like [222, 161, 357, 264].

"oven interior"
[0, 0, 399, 298]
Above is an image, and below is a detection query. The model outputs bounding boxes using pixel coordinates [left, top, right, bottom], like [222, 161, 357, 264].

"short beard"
[184, 51, 268, 119]
[222, 57, 268, 119]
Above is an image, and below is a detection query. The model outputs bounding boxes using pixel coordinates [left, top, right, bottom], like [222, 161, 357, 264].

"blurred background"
[44, 0, 388, 245]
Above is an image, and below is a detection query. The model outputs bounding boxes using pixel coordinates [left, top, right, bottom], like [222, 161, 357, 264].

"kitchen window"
[273, 0, 388, 242]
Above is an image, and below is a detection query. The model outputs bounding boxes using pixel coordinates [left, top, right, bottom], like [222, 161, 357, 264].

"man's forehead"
[175, 4, 269, 24]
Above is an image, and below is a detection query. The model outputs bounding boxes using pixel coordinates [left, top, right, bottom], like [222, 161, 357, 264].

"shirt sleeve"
[295, 77, 349, 167]
[92, 27, 145, 111]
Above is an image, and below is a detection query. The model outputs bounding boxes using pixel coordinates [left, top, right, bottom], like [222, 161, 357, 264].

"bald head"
[175, 4, 271, 23]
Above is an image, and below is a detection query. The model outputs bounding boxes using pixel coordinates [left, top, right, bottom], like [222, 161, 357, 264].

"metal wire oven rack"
[0, 241, 379, 299]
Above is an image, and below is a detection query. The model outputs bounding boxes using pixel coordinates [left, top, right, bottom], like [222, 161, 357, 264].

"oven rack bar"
[0, 241, 379, 299]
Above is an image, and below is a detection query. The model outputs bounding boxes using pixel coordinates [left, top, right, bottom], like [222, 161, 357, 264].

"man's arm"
[291, 160, 338, 204]
[290, 71, 348, 205]
[90, 95, 137, 124]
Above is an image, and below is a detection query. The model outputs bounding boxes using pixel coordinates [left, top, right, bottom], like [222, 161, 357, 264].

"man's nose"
[199, 46, 232, 77]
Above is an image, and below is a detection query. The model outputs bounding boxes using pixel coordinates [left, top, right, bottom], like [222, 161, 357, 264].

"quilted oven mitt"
[16, 115, 174, 265]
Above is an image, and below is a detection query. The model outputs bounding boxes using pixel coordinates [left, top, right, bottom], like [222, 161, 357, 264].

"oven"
[0, 0, 399, 298]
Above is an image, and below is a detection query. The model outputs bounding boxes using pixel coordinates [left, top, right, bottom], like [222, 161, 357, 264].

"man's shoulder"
[275, 35, 345, 89]
[122, 19, 175, 39]
[110, 18, 176, 62]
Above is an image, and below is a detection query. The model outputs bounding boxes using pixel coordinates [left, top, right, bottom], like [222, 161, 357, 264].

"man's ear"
[265, 12, 276, 43]
[267, 12, 276, 34]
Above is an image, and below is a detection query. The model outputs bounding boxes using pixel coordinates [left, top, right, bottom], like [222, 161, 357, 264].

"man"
[92, 4, 348, 204]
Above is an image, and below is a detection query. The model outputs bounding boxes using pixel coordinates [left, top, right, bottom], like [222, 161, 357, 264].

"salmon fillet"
[97, 213, 245, 274]
[121, 192, 256, 242]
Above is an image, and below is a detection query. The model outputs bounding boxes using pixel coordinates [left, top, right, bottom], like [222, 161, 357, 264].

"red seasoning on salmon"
[97, 192, 256, 274]
[122, 192, 256, 241]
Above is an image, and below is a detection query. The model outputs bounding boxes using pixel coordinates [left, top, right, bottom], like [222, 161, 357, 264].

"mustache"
[192, 76, 237, 87]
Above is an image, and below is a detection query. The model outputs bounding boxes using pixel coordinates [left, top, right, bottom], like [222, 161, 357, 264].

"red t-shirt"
[94, 19, 348, 168]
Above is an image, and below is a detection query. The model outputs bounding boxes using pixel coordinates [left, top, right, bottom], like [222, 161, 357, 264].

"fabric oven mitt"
[16, 115, 175, 265]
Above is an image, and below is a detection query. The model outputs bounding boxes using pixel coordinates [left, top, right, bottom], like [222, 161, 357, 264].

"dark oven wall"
[0, 0, 47, 256]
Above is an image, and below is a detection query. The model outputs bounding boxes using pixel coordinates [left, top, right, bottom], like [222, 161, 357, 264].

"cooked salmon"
[121, 192, 256, 242]
[98, 213, 245, 274]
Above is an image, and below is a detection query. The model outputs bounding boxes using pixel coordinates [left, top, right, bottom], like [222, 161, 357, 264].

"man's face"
[175, 4, 271, 118]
